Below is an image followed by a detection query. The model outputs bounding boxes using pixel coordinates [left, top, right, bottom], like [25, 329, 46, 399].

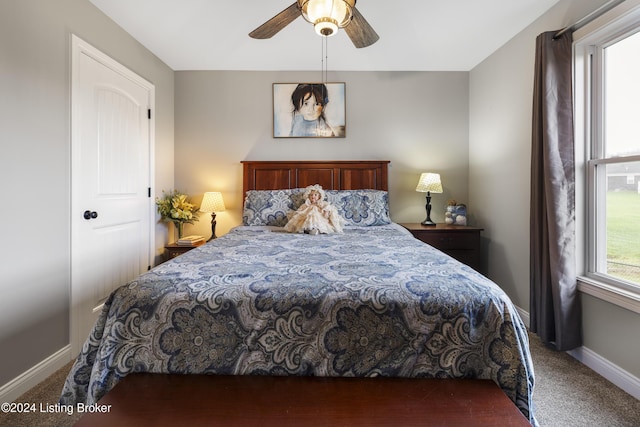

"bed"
[61, 160, 535, 424]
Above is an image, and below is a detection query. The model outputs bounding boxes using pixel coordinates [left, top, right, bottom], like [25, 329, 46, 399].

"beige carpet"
[0, 361, 82, 427]
[1, 333, 639, 426]
[528, 333, 640, 426]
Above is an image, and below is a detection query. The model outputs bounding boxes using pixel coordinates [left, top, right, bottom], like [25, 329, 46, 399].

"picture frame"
[273, 82, 346, 138]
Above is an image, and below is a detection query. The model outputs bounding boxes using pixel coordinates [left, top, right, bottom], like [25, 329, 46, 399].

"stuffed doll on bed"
[284, 184, 344, 234]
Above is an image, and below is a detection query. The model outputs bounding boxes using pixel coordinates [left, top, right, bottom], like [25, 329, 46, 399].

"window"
[574, 1, 640, 312]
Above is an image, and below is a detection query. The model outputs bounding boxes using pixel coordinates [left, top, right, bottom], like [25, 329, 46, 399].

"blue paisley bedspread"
[60, 224, 535, 423]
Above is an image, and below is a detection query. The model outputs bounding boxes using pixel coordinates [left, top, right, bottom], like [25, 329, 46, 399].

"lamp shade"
[300, 0, 354, 36]
[415, 173, 443, 193]
[200, 192, 226, 213]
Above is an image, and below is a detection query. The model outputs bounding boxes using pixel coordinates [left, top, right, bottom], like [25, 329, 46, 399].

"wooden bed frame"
[72, 159, 531, 426]
[242, 160, 390, 194]
[75, 374, 529, 426]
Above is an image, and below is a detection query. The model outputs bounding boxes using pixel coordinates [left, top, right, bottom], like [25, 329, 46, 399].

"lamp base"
[207, 212, 218, 241]
[421, 192, 436, 226]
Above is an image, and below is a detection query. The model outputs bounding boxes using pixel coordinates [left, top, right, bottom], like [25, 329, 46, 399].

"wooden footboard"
[74, 375, 530, 426]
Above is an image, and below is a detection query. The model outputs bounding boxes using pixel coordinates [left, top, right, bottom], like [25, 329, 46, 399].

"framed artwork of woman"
[273, 83, 346, 138]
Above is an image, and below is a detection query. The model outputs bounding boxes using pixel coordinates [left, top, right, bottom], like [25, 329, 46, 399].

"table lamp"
[415, 173, 443, 226]
[200, 192, 226, 240]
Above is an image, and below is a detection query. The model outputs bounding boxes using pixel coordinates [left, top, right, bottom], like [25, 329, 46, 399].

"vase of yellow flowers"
[156, 190, 199, 240]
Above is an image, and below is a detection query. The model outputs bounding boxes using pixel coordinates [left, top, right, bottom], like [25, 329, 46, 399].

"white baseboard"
[515, 304, 640, 400]
[568, 345, 640, 400]
[0, 345, 72, 404]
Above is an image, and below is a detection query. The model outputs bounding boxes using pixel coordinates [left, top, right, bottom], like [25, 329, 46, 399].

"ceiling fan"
[249, 0, 379, 48]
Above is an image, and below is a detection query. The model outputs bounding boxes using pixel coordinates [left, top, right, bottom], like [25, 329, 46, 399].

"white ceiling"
[89, 0, 562, 71]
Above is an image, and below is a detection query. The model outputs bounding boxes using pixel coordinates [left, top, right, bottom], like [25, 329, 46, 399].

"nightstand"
[400, 223, 484, 272]
[164, 243, 201, 261]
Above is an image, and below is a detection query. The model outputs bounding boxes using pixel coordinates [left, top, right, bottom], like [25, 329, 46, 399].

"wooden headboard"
[242, 160, 390, 195]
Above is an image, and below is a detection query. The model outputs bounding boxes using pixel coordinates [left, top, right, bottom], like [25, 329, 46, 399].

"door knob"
[83, 210, 98, 220]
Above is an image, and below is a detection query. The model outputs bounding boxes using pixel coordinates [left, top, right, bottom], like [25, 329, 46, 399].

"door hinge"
[148, 109, 151, 119]
[148, 187, 151, 198]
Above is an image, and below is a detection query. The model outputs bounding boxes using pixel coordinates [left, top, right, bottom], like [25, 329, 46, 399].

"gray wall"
[469, 0, 640, 378]
[175, 71, 470, 238]
[0, 0, 174, 385]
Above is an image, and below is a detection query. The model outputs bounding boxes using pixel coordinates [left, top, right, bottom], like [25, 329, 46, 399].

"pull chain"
[318, 35, 329, 135]
[320, 35, 328, 85]
[324, 36, 328, 85]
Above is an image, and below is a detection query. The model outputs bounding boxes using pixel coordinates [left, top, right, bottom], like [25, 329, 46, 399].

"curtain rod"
[554, 0, 626, 38]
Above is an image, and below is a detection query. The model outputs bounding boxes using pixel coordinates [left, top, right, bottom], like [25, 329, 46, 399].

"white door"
[71, 35, 154, 356]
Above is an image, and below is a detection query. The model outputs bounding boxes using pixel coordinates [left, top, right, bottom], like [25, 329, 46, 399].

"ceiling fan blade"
[249, 2, 301, 39]
[344, 7, 379, 48]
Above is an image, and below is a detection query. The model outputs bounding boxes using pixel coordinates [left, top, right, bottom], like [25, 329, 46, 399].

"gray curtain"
[530, 31, 582, 351]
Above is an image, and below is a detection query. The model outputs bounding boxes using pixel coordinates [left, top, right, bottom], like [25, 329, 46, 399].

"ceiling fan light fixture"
[250, 0, 378, 48]
[314, 18, 338, 37]
[299, 0, 354, 36]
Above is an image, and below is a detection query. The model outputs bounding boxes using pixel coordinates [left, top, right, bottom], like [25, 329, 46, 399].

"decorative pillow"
[326, 190, 391, 226]
[243, 188, 391, 227]
[242, 189, 305, 226]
